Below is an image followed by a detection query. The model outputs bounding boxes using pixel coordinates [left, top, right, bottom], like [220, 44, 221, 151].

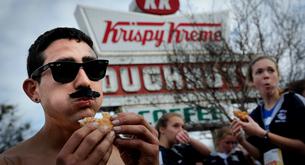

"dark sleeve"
[203, 154, 220, 165]
[287, 93, 305, 143]
[178, 144, 206, 162]
[234, 151, 250, 165]
[247, 107, 265, 161]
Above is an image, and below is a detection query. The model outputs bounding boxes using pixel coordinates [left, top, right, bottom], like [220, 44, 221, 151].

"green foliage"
[0, 104, 30, 153]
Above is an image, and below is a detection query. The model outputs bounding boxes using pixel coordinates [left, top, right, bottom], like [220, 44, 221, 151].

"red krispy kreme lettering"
[102, 21, 165, 47]
[167, 22, 222, 43]
[102, 21, 223, 47]
[136, 0, 180, 15]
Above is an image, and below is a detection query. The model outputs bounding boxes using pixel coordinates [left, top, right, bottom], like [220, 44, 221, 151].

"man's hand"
[56, 123, 115, 165]
[111, 112, 159, 165]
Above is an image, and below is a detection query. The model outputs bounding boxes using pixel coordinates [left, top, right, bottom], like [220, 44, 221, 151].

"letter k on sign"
[136, 0, 180, 15]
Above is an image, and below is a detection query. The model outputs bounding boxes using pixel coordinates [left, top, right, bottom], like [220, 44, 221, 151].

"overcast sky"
[0, 0, 229, 137]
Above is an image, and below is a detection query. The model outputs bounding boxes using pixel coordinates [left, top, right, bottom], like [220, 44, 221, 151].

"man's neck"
[34, 124, 75, 150]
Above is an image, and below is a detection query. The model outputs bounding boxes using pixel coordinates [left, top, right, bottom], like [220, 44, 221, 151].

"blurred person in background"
[231, 56, 305, 165]
[204, 127, 253, 165]
[284, 78, 305, 97]
[155, 112, 211, 165]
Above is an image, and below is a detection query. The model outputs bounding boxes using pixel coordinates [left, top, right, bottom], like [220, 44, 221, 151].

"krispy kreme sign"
[75, 5, 229, 54]
[75, 5, 231, 107]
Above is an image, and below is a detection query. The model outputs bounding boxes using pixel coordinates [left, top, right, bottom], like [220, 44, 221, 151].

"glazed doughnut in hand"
[79, 112, 113, 128]
[233, 110, 248, 122]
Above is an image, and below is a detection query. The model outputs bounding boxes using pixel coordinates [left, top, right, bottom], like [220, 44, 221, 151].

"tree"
[166, 0, 305, 130]
[230, 0, 305, 82]
[0, 104, 30, 153]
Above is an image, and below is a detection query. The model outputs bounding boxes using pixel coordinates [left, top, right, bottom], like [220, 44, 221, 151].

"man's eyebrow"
[53, 56, 97, 63]
[55, 57, 75, 62]
[83, 56, 97, 62]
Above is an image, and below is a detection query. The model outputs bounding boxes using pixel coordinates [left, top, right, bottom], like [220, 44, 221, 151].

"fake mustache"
[69, 88, 100, 99]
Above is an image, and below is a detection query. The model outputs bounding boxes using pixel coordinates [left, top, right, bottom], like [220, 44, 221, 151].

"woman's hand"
[231, 117, 263, 159]
[231, 121, 246, 142]
[232, 116, 266, 138]
[176, 130, 191, 144]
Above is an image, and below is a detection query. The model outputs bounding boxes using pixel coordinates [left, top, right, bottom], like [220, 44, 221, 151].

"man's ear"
[23, 79, 40, 103]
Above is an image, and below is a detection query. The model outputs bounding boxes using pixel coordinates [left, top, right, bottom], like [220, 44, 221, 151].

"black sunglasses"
[31, 59, 109, 83]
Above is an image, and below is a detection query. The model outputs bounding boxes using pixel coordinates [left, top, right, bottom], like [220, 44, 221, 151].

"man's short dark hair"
[27, 27, 94, 78]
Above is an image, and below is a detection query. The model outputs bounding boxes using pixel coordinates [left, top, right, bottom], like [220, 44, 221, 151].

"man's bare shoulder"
[0, 145, 24, 165]
[0, 154, 16, 165]
[0, 139, 38, 165]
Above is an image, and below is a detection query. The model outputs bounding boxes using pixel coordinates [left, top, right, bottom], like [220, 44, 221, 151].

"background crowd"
[157, 56, 305, 165]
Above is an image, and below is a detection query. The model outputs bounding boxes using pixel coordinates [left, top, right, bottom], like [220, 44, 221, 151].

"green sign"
[136, 106, 226, 125]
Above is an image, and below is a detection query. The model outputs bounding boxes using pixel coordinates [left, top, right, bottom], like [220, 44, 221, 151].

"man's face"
[36, 39, 103, 129]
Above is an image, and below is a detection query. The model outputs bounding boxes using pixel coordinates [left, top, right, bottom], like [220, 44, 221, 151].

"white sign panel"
[74, 5, 234, 107]
[75, 5, 229, 55]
